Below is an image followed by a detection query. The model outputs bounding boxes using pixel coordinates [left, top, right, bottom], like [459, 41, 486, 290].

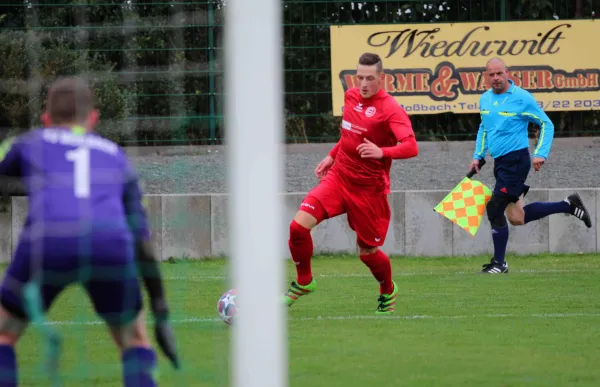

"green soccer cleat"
[283, 279, 316, 307]
[375, 281, 399, 315]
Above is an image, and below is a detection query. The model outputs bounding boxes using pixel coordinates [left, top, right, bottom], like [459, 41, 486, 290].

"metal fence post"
[208, 0, 216, 143]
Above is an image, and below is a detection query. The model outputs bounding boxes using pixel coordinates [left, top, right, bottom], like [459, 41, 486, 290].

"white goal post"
[225, 0, 287, 387]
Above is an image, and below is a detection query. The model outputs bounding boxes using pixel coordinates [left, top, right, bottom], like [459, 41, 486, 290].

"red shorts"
[299, 171, 391, 248]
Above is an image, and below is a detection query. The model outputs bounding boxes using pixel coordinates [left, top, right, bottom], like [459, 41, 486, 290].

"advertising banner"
[330, 20, 600, 115]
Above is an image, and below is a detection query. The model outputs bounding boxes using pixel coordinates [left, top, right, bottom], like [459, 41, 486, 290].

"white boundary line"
[35, 269, 599, 326]
[37, 312, 600, 327]
[164, 268, 591, 281]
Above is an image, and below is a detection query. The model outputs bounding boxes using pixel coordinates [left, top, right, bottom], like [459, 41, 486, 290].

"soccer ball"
[217, 289, 238, 325]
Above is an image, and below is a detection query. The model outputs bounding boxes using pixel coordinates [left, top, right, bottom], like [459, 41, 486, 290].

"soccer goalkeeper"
[0, 77, 178, 386]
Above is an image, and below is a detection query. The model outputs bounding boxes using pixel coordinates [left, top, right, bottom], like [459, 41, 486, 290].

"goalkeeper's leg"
[0, 305, 26, 387]
[86, 265, 158, 387]
[107, 312, 158, 387]
[0, 241, 63, 387]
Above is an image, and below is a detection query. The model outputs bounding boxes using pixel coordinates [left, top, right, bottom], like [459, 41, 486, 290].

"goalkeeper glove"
[136, 240, 180, 369]
[151, 298, 180, 369]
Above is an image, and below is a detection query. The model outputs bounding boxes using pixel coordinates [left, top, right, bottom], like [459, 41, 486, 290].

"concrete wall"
[1, 189, 598, 263]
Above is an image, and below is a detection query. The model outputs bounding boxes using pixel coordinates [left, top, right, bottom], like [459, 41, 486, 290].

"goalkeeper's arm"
[121, 173, 164, 304]
[135, 239, 169, 321]
[122, 165, 180, 368]
[122, 172, 169, 318]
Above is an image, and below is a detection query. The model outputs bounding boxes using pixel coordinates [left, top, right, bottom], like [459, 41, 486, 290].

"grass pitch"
[7, 253, 600, 386]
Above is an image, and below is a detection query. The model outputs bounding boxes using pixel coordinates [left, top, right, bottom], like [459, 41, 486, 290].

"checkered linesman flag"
[433, 177, 492, 237]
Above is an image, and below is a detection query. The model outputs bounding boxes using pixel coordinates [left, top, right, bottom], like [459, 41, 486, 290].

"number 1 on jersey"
[65, 147, 90, 198]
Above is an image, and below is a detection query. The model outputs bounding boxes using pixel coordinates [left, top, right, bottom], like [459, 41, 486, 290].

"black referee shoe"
[481, 259, 508, 274]
[567, 193, 592, 228]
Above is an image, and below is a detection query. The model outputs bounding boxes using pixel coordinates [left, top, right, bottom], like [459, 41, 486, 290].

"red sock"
[288, 220, 313, 286]
[360, 249, 393, 294]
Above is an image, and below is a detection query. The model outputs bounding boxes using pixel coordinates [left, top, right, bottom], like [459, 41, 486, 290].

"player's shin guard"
[288, 220, 314, 286]
[359, 249, 394, 295]
[122, 347, 157, 387]
[0, 345, 16, 387]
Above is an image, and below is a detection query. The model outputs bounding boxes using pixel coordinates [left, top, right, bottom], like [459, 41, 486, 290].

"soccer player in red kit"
[283, 53, 419, 315]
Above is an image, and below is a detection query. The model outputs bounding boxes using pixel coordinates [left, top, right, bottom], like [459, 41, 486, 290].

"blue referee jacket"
[473, 80, 554, 160]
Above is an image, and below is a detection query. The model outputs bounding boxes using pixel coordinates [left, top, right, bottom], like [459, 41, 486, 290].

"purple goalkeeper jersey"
[0, 127, 150, 241]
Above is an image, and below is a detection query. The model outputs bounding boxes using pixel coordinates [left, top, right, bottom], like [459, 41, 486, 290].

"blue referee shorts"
[493, 147, 531, 202]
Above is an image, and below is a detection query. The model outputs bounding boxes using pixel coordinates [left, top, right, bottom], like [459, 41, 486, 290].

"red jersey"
[328, 87, 417, 194]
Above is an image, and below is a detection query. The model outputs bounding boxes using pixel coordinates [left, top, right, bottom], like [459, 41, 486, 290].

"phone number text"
[541, 99, 600, 109]
[397, 99, 600, 113]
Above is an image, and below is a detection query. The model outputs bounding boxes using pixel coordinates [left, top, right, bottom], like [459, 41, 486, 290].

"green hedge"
[0, 1, 599, 145]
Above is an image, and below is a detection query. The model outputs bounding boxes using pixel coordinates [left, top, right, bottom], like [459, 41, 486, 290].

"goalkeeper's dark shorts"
[0, 233, 143, 327]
